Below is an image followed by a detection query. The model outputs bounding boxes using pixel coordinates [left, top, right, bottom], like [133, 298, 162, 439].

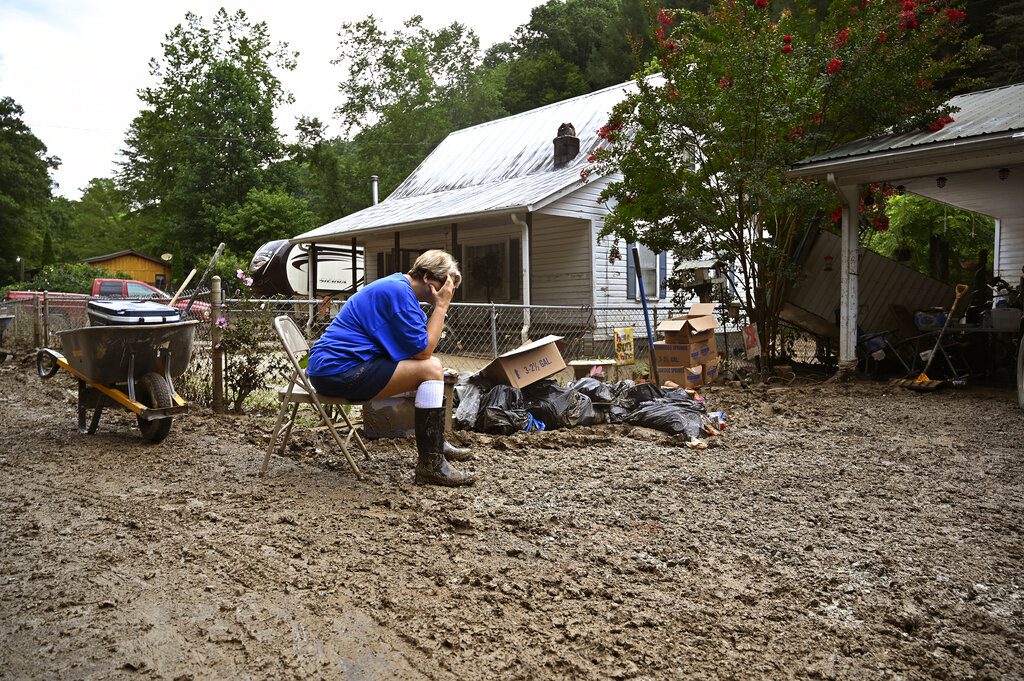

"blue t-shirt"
[307, 273, 428, 376]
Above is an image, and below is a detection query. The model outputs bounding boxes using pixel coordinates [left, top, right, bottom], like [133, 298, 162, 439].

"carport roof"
[792, 82, 1024, 169]
[788, 83, 1024, 220]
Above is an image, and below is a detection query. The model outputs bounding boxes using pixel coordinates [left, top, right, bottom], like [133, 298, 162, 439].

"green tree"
[592, 0, 982, 358]
[331, 15, 506, 206]
[58, 178, 150, 259]
[119, 9, 296, 272]
[497, 0, 704, 113]
[216, 187, 318, 254]
[865, 194, 995, 285]
[0, 97, 59, 283]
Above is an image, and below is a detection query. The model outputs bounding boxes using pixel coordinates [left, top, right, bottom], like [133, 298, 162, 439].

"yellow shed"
[76, 250, 172, 290]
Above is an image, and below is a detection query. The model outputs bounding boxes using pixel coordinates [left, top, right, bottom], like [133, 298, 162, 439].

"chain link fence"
[2, 290, 803, 414]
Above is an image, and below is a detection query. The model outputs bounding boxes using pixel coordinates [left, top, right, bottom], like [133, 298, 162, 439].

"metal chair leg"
[261, 395, 291, 477]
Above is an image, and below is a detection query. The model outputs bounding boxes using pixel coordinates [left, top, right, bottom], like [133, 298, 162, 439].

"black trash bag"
[522, 380, 576, 430]
[624, 397, 705, 439]
[476, 384, 530, 434]
[614, 381, 663, 412]
[453, 374, 492, 431]
[521, 379, 604, 429]
[568, 377, 616, 404]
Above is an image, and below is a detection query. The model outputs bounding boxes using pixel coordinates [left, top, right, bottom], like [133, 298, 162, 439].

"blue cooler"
[87, 300, 182, 326]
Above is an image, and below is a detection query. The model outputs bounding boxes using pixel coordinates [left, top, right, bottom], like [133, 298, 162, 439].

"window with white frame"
[636, 244, 658, 299]
[626, 242, 667, 300]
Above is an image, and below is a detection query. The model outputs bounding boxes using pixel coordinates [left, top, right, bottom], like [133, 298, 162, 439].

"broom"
[896, 283, 969, 391]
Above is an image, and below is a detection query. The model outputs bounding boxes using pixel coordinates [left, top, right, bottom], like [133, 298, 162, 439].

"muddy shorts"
[309, 357, 397, 402]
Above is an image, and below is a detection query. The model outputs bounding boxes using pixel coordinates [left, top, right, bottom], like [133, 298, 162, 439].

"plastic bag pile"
[453, 374, 718, 440]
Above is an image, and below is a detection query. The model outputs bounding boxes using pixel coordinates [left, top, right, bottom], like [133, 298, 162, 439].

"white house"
[290, 79, 676, 347]
[788, 82, 1024, 367]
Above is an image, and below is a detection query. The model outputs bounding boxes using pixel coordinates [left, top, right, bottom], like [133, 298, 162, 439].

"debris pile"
[453, 374, 725, 444]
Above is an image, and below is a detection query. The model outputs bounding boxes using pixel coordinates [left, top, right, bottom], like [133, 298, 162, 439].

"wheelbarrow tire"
[137, 372, 173, 443]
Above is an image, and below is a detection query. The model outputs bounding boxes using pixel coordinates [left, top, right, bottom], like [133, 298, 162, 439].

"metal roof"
[293, 78, 654, 244]
[793, 82, 1024, 167]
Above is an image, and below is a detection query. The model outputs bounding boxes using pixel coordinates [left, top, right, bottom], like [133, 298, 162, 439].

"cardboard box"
[657, 302, 718, 344]
[481, 335, 567, 389]
[658, 364, 703, 389]
[653, 337, 717, 368]
[702, 356, 721, 385]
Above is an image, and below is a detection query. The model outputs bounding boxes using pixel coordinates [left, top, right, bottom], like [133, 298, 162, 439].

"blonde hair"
[408, 249, 461, 287]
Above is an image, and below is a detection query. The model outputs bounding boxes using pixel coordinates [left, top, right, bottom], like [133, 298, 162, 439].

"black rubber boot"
[440, 397, 474, 461]
[443, 440, 473, 462]
[414, 407, 475, 487]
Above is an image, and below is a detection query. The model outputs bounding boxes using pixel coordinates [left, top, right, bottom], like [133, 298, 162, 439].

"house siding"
[544, 177, 678, 341]
[995, 217, 1024, 280]
[84, 254, 170, 287]
[529, 215, 592, 306]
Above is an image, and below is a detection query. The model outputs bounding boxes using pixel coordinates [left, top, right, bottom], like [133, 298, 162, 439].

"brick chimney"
[553, 122, 580, 168]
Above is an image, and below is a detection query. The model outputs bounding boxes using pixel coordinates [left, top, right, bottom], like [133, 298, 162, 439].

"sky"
[0, 0, 543, 200]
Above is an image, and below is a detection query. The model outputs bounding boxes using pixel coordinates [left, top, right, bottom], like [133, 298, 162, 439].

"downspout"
[511, 212, 531, 343]
[827, 172, 860, 369]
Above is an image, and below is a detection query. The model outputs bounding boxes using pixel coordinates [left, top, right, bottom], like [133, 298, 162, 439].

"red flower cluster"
[871, 215, 890, 232]
[810, 113, 822, 125]
[902, 0, 917, 9]
[830, 207, 843, 223]
[833, 28, 850, 49]
[782, 44, 793, 54]
[928, 114, 955, 131]
[719, 77, 734, 89]
[657, 8, 674, 25]
[827, 57, 843, 74]
[877, 31, 888, 43]
[782, 34, 793, 43]
[663, 39, 677, 51]
[899, 10, 919, 30]
[597, 121, 624, 141]
[787, 127, 804, 140]
[945, 8, 967, 23]
[754, 0, 768, 9]
[656, 26, 666, 40]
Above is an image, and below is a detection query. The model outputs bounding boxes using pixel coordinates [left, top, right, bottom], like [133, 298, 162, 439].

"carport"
[788, 83, 1024, 396]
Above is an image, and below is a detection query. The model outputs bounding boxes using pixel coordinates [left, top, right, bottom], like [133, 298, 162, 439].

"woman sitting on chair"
[306, 249, 473, 487]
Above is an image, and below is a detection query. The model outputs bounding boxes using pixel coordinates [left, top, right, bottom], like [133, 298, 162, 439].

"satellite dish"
[161, 253, 173, 261]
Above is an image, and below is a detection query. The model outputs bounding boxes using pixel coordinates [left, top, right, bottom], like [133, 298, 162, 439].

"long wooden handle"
[169, 269, 197, 306]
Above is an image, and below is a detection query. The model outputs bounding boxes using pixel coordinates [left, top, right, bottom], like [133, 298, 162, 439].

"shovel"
[896, 283, 969, 391]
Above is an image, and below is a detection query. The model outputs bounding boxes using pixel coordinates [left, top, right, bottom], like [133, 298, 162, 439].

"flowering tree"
[590, 0, 981, 359]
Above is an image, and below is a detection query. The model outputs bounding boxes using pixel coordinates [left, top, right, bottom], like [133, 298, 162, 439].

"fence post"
[490, 303, 498, 359]
[32, 292, 40, 347]
[211, 276, 224, 414]
[42, 291, 50, 347]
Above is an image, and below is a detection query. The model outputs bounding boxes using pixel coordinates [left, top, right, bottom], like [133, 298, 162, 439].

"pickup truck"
[6, 278, 211, 321]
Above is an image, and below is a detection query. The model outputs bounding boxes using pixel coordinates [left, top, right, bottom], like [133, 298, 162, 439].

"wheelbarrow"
[0, 314, 13, 363]
[37, 319, 198, 443]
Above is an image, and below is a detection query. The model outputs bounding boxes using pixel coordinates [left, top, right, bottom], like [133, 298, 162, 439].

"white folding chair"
[261, 315, 371, 479]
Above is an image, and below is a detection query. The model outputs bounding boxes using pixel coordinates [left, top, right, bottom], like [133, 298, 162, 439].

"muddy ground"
[1, 352, 1022, 680]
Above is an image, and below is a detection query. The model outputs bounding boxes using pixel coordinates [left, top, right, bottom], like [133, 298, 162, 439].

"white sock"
[414, 380, 444, 409]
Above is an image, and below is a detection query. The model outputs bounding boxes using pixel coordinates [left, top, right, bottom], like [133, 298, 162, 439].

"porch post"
[834, 178, 860, 366]
[507, 209, 532, 342]
[521, 214, 532, 343]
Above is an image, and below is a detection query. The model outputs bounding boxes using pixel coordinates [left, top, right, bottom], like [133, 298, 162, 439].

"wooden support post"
[834, 178, 860, 366]
[211, 276, 224, 414]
